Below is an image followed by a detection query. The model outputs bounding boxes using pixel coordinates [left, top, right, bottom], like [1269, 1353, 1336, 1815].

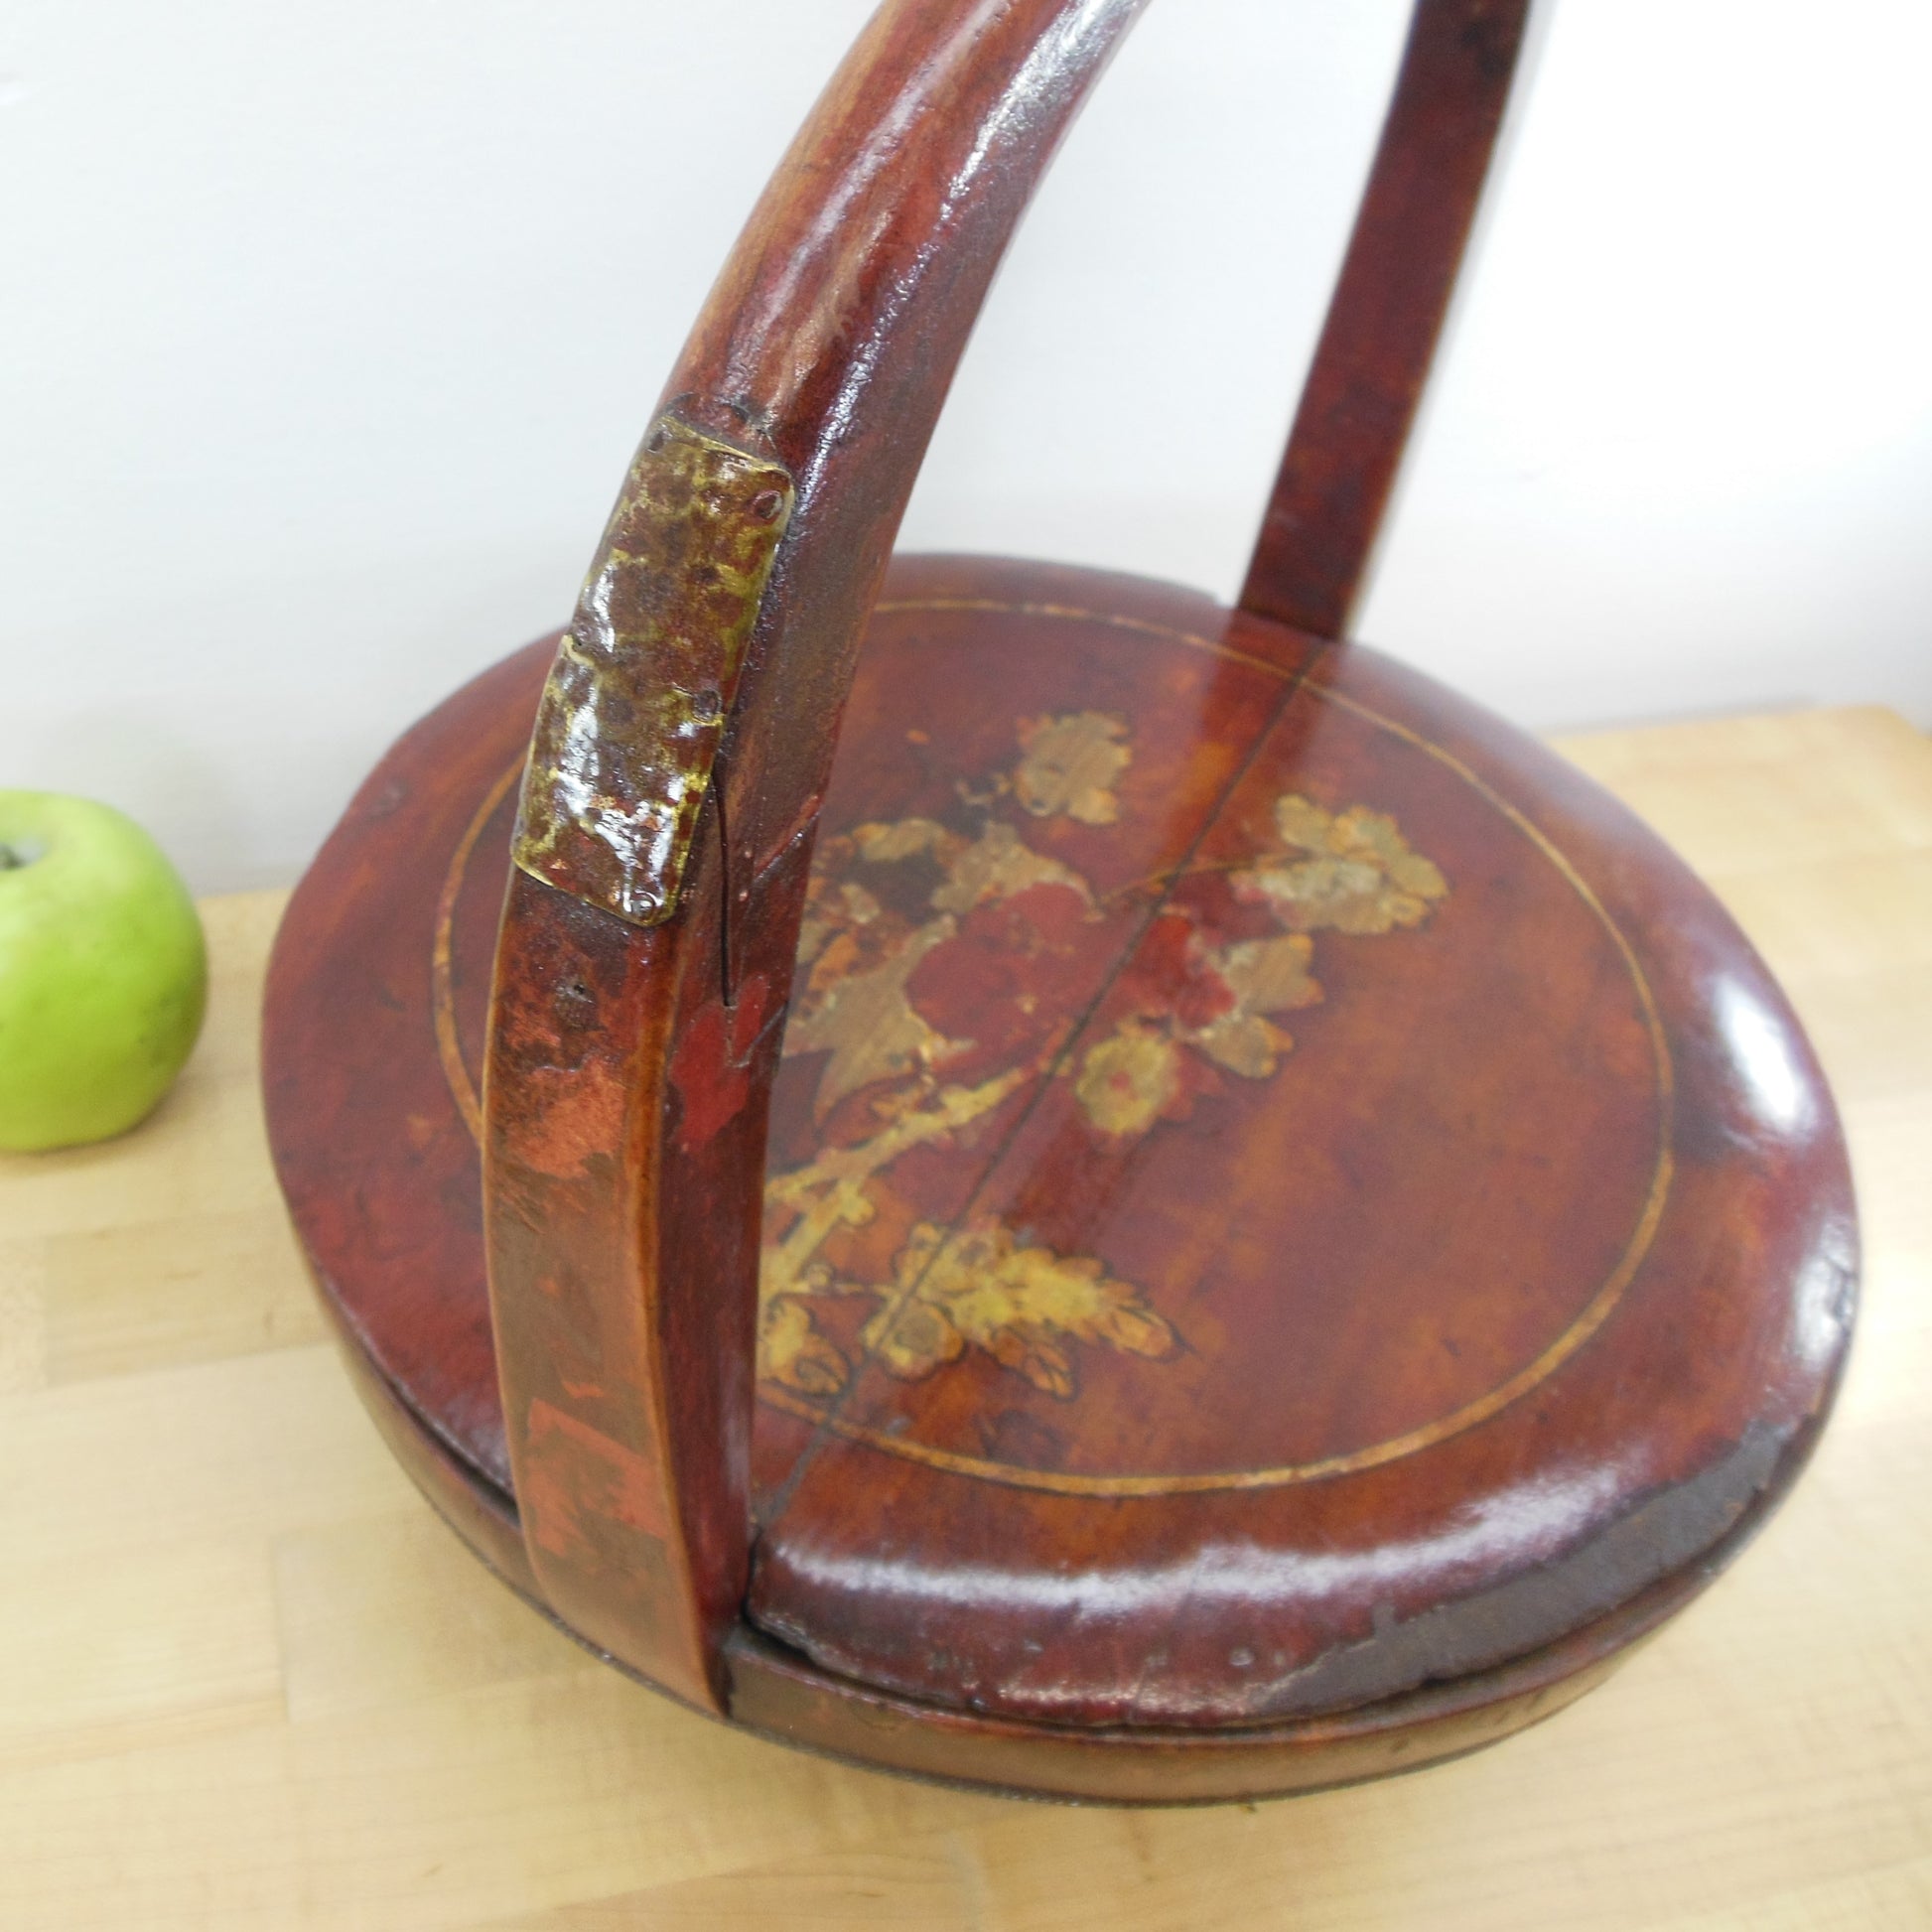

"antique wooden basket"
[262, 0, 1856, 1803]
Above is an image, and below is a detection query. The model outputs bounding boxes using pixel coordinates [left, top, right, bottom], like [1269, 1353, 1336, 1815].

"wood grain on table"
[1, 706, 1927, 1931]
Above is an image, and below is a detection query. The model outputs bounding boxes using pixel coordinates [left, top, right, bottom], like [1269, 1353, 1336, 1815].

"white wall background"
[4, 0, 1928, 893]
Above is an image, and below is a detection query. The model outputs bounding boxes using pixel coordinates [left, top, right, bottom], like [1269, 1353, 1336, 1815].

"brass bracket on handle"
[511, 414, 794, 927]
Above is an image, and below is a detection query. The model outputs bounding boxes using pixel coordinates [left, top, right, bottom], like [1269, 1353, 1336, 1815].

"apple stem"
[0, 844, 21, 871]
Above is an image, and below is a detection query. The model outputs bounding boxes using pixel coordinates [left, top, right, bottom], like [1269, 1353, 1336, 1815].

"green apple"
[0, 790, 207, 1153]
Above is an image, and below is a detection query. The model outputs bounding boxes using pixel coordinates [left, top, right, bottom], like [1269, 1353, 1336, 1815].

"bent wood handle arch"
[485, 0, 1150, 1712]
[483, 0, 1528, 1713]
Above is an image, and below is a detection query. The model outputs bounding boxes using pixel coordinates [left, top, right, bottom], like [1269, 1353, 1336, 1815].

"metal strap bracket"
[512, 414, 794, 926]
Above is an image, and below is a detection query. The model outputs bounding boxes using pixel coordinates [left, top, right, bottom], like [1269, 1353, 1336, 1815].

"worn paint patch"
[522, 1397, 671, 1561]
[513, 414, 793, 926]
[506, 1058, 626, 1182]
[669, 972, 773, 1151]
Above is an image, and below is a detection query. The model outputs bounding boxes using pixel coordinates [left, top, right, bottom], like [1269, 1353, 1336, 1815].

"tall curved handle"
[484, 0, 1149, 1712]
[1242, 0, 1530, 634]
[483, 0, 1528, 1712]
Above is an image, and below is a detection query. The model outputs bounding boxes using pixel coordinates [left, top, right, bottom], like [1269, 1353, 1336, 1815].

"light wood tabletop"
[2, 705, 1927, 1931]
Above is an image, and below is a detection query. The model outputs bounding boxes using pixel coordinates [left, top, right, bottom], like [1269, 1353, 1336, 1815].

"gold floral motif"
[927, 820, 1092, 914]
[1013, 711, 1131, 824]
[762, 1068, 1033, 1309]
[759, 1294, 849, 1397]
[1071, 928, 1324, 1136]
[785, 811, 1094, 1120]
[1074, 1024, 1181, 1138]
[1233, 795, 1449, 935]
[843, 815, 1092, 912]
[865, 1220, 1176, 1397]
[782, 916, 964, 1119]
[761, 720, 1450, 1404]
[1184, 932, 1322, 1079]
[759, 1214, 1176, 1402]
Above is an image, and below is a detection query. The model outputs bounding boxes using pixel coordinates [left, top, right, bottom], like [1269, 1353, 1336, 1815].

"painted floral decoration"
[759, 713, 1449, 1402]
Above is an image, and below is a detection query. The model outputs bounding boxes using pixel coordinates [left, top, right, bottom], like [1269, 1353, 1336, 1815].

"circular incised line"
[434, 598, 1675, 1497]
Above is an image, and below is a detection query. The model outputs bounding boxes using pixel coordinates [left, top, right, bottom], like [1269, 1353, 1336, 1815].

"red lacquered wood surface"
[265, 555, 1854, 1788]
[260, 0, 1857, 1801]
